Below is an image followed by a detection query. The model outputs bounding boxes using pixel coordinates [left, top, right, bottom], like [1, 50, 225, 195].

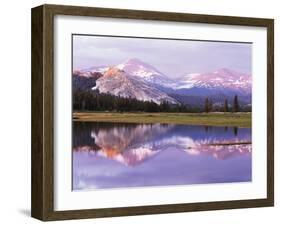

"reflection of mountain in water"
[73, 122, 251, 166]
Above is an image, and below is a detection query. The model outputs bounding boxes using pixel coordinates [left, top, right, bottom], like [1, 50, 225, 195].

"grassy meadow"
[73, 112, 251, 128]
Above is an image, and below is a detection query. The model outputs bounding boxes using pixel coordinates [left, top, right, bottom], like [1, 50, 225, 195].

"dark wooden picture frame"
[31, 4, 274, 221]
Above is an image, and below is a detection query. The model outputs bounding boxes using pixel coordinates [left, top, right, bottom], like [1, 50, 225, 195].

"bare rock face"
[94, 67, 178, 104]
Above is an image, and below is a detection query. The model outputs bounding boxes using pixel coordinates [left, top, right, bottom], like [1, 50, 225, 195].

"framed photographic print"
[31, 4, 274, 221]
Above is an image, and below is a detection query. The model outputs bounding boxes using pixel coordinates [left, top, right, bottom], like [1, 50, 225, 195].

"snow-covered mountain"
[74, 65, 109, 78]
[179, 68, 251, 94]
[74, 59, 252, 106]
[116, 58, 162, 78]
[93, 67, 178, 104]
[116, 58, 179, 88]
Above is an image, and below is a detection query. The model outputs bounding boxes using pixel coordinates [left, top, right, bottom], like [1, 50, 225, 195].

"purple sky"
[73, 35, 252, 77]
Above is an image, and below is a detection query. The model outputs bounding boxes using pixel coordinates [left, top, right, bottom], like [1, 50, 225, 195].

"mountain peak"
[216, 67, 232, 72]
[214, 68, 239, 76]
[116, 58, 163, 79]
[214, 68, 250, 77]
[125, 58, 145, 65]
[115, 59, 180, 89]
[120, 58, 158, 71]
[179, 68, 251, 93]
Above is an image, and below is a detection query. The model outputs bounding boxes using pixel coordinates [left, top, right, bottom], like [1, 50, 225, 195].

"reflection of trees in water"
[73, 122, 175, 165]
[73, 122, 250, 150]
[204, 125, 239, 136]
[233, 127, 238, 136]
[73, 122, 96, 148]
[73, 122, 139, 147]
[204, 126, 214, 133]
[73, 122, 173, 153]
[73, 122, 252, 166]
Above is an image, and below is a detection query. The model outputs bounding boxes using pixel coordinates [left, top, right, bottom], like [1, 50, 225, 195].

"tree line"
[204, 95, 243, 113]
[73, 90, 201, 113]
[73, 89, 250, 113]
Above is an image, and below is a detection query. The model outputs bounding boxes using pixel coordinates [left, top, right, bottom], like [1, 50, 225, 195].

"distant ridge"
[73, 58, 252, 106]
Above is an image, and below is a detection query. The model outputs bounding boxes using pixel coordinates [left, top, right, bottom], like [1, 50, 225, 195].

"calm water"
[72, 122, 252, 190]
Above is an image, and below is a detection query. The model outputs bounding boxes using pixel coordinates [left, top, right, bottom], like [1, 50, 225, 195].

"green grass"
[73, 112, 251, 128]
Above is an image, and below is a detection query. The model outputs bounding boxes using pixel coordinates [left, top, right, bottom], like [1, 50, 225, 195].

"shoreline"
[73, 112, 252, 128]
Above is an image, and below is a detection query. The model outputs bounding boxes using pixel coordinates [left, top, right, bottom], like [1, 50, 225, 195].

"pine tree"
[224, 98, 229, 112]
[205, 97, 209, 113]
[233, 95, 239, 112]
[209, 99, 213, 112]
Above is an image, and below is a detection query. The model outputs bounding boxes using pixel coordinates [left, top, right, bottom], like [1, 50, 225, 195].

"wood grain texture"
[45, 4, 272, 26]
[267, 19, 274, 206]
[31, 4, 274, 221]
[31, 5, 55, 220]
[31, 5, 44, 220]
